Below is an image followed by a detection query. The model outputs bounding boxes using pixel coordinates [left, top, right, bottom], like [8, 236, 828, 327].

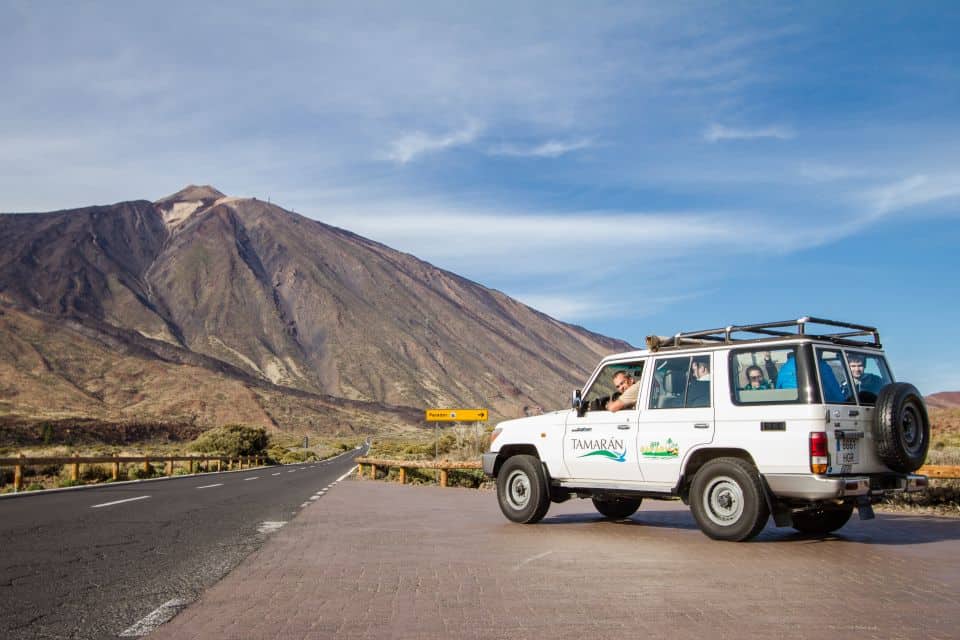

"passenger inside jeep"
[580, 361, 644, 414]
[735, 347, 799, 403]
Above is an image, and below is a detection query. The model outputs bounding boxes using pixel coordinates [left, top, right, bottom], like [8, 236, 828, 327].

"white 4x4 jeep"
[482, 317, 930, 541]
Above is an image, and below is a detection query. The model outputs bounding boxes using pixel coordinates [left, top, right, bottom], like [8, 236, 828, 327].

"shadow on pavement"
[538, 506, 960, 544]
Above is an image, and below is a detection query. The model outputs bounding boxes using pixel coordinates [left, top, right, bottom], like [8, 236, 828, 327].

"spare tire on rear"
[873, 382, 930, 473]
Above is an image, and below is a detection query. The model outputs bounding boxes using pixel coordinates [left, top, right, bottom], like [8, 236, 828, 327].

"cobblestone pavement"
[150, 479, 960, 640]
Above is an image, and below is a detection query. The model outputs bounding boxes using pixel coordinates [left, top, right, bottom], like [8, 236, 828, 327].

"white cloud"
[487, 138, 594, 158]
[864, 174, 960, 216]
[384, 121, 483, 164]
[704, 123, 795, 143]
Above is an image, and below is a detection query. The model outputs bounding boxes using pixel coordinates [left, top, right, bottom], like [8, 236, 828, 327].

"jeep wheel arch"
[680, 448, 758, 500]
[493, 444, 541, 476]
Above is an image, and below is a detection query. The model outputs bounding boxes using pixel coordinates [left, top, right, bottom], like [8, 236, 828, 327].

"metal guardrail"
[0, 453, 269, 492]
[355, 458, 959, 488]
[355, 457, 481, 487]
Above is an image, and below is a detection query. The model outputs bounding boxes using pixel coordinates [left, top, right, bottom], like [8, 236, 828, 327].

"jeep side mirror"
[572, 389, 587, 417]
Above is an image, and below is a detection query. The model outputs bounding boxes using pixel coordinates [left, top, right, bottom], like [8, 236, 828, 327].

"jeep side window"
[582, 361, 644, 412]
[731, 347, 801, 404]
[845, 351, 892, 405]
[648, 356, 710, 409]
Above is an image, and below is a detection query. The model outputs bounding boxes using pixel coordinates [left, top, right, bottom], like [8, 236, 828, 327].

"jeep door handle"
[617, 425, 631, 430]
[694, 423, 710, 429]
[849, 410, 860, 417]
[571, 427, 592, 432]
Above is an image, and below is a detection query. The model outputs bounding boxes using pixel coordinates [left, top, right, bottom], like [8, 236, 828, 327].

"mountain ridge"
[0, 186, 631, 433]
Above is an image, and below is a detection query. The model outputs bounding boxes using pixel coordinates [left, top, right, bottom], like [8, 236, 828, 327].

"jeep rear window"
[845, 351, 893, 405]
[730, 347, 801, 404]
[816, 349, 856, 404]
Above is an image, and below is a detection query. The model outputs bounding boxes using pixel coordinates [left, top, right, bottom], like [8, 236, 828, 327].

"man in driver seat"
[606, 371, 640, 413]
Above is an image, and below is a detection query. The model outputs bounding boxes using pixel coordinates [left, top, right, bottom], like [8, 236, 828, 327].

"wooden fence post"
[112, 454, 120, 481]
[369, 464, 377, 479]
[14, 453, 24, 492]
[439, 468, 448, 488]
[398, 467, 406, 484]
[217, 458, 223, 472]
[166, 459, 173, 476]
[72, 453, 80, 482]
[189, 457, 195, 474]
[142, 458, 150, 476]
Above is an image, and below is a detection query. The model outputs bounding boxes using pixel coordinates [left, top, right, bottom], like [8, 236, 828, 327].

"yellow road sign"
[425, 408, 488, 422]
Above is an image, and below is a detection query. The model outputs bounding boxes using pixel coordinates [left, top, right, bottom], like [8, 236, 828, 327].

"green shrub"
[190, 425, 270, 458]
[59, 479, 82, 488]
[81, 464, 114, 482]
[26, 482, 45, 491]
[128, 464, 159, 480]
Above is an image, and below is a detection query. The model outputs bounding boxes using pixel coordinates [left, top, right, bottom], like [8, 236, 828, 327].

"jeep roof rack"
[646, 316, 881, 352]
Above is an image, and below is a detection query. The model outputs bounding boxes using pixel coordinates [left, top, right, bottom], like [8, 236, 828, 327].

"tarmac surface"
[150, 478, 960, 640]
[0, 448, 364, 639]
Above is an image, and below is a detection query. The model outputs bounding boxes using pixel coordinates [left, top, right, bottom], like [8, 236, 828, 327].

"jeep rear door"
[815, 347, 895, 475]
[636, 354, 715, 485]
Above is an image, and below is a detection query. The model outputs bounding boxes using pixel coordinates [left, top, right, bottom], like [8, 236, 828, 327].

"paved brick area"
[151, 479, 960, 640]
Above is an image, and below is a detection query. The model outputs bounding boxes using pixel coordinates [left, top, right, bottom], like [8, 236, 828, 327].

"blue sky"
[2, 2, 959, 394]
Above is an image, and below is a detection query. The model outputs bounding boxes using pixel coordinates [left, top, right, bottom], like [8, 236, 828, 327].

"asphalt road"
[0, 446, 366, 640]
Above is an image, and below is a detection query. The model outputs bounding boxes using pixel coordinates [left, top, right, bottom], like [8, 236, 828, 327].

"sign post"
[425, 409, 489, 477]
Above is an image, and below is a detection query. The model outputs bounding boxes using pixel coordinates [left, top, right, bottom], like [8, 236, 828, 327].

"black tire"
[791, 505, 854, 535]
[496, 455, 551, 524]
[873, 382, 930, 473]
[689, 457, 770, 541]
[592, 496, 642, 520]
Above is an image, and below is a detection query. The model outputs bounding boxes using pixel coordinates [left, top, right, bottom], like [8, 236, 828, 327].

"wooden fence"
[355, 457, 481, 487]
[355, 458, 960, 488]
[917, 465, 960, 479]
[0, 453, 268, 492]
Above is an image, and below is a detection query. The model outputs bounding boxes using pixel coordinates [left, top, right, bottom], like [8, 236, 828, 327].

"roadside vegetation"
[880, 408, 960, 516]
[365, 424, 493, 489]
[0, 424, 363, 493]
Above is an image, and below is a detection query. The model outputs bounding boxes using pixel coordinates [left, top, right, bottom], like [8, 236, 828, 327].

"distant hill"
[0, 186, 630, 434]
[927, 392, 960, 410]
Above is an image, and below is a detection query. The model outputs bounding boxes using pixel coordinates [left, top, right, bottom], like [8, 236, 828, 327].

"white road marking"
[309, 496, 320, 501]
[196, 483, 223, 489]
[288, 470, 296, 473]
[91, 496, 150, 509]
[516, 551, 554, 570]
[119, 598, 190, 637]
[272, 472, 281, 476]
[244, 477, 260, 481]
[300, 502, 310, 508]
[334, 467, 357, 483]
[257, 521, 287, 534]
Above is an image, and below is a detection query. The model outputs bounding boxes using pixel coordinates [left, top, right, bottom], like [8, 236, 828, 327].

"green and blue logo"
[572, 438, 627, 462]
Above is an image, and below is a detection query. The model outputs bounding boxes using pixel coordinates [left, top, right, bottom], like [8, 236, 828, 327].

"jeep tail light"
[810, 431, 828, 474]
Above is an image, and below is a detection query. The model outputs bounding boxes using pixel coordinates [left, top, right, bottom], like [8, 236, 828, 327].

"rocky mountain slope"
[0, 186, 630, 433]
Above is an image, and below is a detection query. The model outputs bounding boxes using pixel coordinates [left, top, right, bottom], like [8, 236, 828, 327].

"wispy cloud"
[703, 123, 795, 143]
[864, 173, 960, 215]
[487, 138, 594, 158]
[384, 121, 482, 164]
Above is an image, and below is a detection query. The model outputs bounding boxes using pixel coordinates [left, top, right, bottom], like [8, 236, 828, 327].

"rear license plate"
[836, 438, 859, 465]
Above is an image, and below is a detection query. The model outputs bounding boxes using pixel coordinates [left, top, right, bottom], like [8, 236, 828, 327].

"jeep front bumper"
[764, 473, 927, 501]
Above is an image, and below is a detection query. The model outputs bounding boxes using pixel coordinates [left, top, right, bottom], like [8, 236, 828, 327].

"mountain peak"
[154, 185, 227, 229]
[156, 184, 226, 205]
